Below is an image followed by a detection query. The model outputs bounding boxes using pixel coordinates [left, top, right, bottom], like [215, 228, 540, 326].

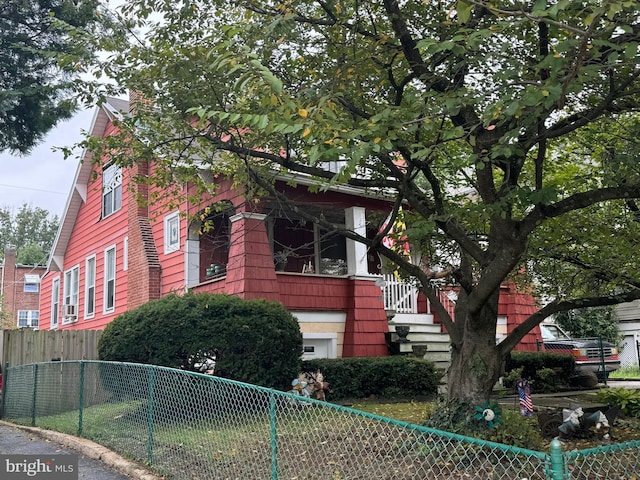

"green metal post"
[0, 362, 9, 417]
[147, 368, 155, 466]
[599, 336, 607, 386]
[270, 393, 278, 480]
[78, 362, 85, 436]
[549, 439, 565, 480]
[31, 364, 39, 427]
[2, 362, 9, 419]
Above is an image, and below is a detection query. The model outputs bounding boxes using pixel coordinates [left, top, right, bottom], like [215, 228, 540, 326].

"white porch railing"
[382, 274, 419, 314]
[382, 274, 456, 319]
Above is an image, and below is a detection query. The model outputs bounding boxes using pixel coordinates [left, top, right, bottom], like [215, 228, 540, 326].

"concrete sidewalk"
[0, 422, 160, 480]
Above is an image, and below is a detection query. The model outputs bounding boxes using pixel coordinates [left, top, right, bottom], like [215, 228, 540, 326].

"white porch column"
[185, 238, 200, 287]
[345, 206, 369, 276]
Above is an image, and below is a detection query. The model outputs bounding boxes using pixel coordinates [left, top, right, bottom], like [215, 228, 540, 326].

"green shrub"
[98, 292, 302, 390]
[424, 400, 543, 450]
[598, 387, 640, 417]
[302, 356, 441, 401]
[506, 351, 575, 391]
[482, 408, 542, 449]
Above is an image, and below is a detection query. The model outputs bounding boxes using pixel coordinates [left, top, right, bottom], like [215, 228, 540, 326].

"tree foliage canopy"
[555, 306, 621, 344]
[0, 0, 101, 154]
[87, 0, 640, 404]
[0, 203, 58, 264]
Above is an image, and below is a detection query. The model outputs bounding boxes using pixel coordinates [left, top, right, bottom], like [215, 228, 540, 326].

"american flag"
[517, 379, 533, 416]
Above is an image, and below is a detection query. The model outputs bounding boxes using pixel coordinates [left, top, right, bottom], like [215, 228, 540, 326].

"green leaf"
[457, 1, 472, 24]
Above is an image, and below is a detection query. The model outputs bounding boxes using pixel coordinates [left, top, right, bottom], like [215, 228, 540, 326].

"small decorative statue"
[558, 406, 610, 439]
[309, 369, 330, 401]
[289, 370, 331, 402]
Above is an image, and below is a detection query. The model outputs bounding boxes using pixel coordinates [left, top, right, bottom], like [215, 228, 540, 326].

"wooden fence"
[1, 329, 102, 368]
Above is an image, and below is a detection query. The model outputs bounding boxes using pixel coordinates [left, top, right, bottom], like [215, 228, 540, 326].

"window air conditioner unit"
[63, 304, 77, 318]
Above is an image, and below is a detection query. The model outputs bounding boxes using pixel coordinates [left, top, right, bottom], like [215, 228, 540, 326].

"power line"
[0, 183, 67, 195]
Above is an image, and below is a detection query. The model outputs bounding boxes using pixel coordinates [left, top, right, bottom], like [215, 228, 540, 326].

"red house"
[39, 97, 540, 365]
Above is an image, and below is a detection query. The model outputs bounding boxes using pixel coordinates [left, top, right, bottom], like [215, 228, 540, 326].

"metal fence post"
[147, 367, 155, 466]
[2, 362, 8, 419]
[31, 364, 39, 427]
[78, 361, 85, 436]
[598, 337, 607, 386]
[269, 392, 278, 480]
[549, 439, 566, 480]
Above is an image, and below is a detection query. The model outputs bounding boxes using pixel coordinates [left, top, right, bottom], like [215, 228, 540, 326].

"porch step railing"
[382, 274, 456, 320]
[382, 274, 418, 313]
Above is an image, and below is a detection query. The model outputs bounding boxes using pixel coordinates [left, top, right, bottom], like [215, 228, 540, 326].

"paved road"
[0, 423, 158, 480]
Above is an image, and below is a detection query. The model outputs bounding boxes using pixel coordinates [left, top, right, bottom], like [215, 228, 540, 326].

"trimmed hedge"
[507, 351, 576, 391]
[302, 356, 441, 401]
[98, 292, 303, 391]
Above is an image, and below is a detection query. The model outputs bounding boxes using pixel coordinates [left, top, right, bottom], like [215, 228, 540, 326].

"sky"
[0, 107, 96, 219]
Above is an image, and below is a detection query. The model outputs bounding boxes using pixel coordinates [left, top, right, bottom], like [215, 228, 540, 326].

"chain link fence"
[2, 361, 639, 479]
[617, 333, 640, 374]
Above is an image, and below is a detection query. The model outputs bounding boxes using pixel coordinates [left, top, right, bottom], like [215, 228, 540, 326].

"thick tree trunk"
[447, 288, 503, 406]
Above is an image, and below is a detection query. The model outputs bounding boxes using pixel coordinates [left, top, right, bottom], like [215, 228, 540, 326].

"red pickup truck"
[539, 323, 620, 379]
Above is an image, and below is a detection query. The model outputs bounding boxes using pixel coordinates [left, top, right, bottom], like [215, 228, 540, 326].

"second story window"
[104, 245, 116, 313]
[102, 163, 122, 218]
[24, 274, 40, 292]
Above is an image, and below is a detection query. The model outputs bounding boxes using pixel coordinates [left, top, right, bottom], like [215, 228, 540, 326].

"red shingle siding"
[277, 275, 351, 311]
[224, 213, 280, 301]
[342, 279, 389, 357]
[40, 156, 129, 330]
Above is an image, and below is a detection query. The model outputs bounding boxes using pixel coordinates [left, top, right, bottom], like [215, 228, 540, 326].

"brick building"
[0, 245, 45, 329]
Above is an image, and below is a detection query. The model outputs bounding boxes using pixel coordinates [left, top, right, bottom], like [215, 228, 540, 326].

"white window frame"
[104, 244, 117, 313]
[63, 265, 80, 325]
[164, 211, 181, 254]
[51, 277, 60, 329]
[102, 163, 122, 218]
[18, 310, 39, 329]
[85, 255, 96, 318]
[23, 274, 40, 293]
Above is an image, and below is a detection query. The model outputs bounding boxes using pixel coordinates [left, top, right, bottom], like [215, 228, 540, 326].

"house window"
[23, 274, 40, 292]
[85, 255, 96, 318]
[164, 211, 180, 254]
[18, 310, 39, 329]
[102, 163, 122, 218]
[63, 265, 80, 324]
[52, 277, 60, 328]
[104, 245, 116, 313]
[271, 218, 347, 275]
[317, 227, 347, 275]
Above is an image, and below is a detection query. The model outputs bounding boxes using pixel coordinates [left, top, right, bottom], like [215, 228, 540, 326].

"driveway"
[0, 422, 160, 480]
[606, 379, 640, 389]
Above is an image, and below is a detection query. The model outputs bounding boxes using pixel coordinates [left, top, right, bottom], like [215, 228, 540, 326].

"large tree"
[87, 0, 640, 406]
[0, 0, 102, 154]
[0, 204, 59, 264]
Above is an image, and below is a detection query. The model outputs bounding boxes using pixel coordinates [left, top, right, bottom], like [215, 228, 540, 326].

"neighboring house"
[39, 97, 541, 364]
[615, 301, 640, 369]
[1, 245, 45, 329]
